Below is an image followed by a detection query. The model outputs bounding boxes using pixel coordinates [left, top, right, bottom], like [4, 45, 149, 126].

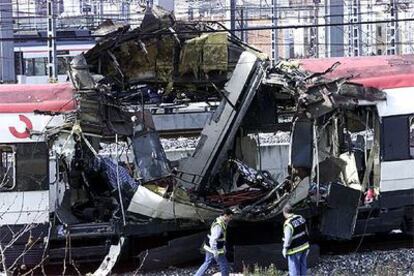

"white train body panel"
[377, 88, 414, 193]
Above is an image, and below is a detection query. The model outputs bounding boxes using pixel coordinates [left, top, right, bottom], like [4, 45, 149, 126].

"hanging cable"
[313, 121, 320, 206]
[115, 134, 127, 227]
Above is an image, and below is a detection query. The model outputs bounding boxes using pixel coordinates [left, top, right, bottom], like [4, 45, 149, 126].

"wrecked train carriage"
[279, 55, 414, 239]
[79, 10, 414, 239]
[75, 9, 282, 222]
[0, 81, 217, 271]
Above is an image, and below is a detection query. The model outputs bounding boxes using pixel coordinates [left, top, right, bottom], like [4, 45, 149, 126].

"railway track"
[318, 232, 414, 255]
[22, 233, 414, 275]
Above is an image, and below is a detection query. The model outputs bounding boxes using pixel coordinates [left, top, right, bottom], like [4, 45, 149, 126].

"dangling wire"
[115, 134, 127, 226]
[313, 121, 320, 206]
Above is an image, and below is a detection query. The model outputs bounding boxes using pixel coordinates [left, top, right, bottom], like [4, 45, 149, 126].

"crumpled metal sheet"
[203, 33, 228, 73]
[92, 19, 130, 40]
[91, 237, 124, 276]
[69, 54, 95, 90]
[81, 7, 251, 96]
[179, 32, 228, 77]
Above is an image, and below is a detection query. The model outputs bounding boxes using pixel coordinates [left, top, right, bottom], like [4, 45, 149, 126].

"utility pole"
[230, 0, 236, 33]
[310, 0, 320, 57]
[47, 0, 58, 83]
[271, 0, 278, 65]
[349, 0, 361, 56]
[240, 7, 244, 42]
[230, 0, 245, 41]
[0, 0, 15, 83]
[387, 0, 399, 55]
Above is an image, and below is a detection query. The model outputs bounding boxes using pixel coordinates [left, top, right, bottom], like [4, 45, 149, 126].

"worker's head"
[222, 208, 234, 223]
[282, 204, 293, 219]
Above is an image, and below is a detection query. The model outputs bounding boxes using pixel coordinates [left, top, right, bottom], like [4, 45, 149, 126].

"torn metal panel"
[78, 93, 134, 137]
[176, 51, 265, 192]
[299, 54, 414, 90]
[127, 185, 219, 220]
[290, 119, 313, 170]
[140, 5, 175, 32]
[287, 177, 310, 206]
[92, 237, 124, 276]
[317, 156, 346, 184]
[179, 32, 228, 77]
[93, 19, 130, 39]
[82, 8, 249, 99]
[320, 182, 361, 239]
[69, 54, 96, 90]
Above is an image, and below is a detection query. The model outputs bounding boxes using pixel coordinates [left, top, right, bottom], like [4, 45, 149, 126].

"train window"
[15, 143, 48, 191]
[14, 52, 23, 75]
[24, 58, 35, 76]
[410, 116, 414, 158]
[24, 58, 48, 76]
[34, 58, 47, 76]
[0, 145, 16, 191]
[381, 116, 411, 161]
[57, 57, 70, 75]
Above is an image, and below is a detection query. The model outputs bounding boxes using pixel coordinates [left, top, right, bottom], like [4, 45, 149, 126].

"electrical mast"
[47, 0, 58, 83]
[271, 0, 278, 65]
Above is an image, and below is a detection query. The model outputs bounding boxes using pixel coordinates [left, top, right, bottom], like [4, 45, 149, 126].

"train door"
[377, 88, 414, 194]
[379, 115, 414, 192]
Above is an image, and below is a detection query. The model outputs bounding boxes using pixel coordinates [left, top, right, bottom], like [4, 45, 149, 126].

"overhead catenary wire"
[0, 1, 409, 24]
[0, 9, 394, 24]
[0, 17, 414, 42]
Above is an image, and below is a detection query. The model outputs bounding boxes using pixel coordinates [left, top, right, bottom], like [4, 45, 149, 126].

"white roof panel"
[377, 87, 414, 117]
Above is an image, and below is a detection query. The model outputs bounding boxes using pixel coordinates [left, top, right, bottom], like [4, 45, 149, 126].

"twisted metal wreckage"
[1, 6, 414, 274]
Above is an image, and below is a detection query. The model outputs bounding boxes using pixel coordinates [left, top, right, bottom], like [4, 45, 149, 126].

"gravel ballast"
[131, 248, 414, 276]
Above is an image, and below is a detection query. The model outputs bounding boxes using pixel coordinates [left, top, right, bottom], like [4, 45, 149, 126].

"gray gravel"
[160, 133, 291, 152]
[161, 137, 200, 151]
[128, 248, 414, 275]
[313, 248, 414, 276]
[98, 133, 291, 154]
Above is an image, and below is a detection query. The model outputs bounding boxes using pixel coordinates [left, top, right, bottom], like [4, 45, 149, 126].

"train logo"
[9, 114, 33, 139]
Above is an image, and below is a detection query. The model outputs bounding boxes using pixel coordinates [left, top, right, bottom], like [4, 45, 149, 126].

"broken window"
[0, 145, 16, 190]
[381, 115, 411, 161]
[131, 131, 170, 182]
